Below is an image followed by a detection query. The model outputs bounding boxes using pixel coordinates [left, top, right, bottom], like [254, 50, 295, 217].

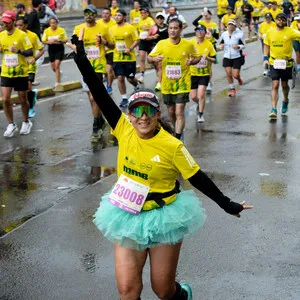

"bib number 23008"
[108, 174, 150, 215]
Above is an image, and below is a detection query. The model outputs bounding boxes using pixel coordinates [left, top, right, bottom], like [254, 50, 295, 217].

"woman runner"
[67, 29, 252, 300]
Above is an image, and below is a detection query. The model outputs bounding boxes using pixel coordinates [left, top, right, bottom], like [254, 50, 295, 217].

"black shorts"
[253, 17, 260, 22]
[191, 75, 210, 89]
[218, 13, 225, 20]
[113, 62, 136, 78]
[162, 93, 189, 106]
[269, 66, 293, 81]
[48, 44, 65, 62]
[1, 76, 28, 91]
[223, 56, 244, 69]
[28, 73, 35, 83]
[105, 52, 113, 65]
[139, 40, 154, 54]
[243, 17, 252, 25]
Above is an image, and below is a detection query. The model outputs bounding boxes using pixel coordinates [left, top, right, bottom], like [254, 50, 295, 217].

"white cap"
[228, 19, 237, 26]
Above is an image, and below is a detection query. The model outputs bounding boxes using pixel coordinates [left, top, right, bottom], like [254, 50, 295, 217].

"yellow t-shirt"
[0, 28, 32, 78]
[217, 0, 229, 15]
[221, 13, 237, 27]
[138, 16, 155, 40]
[130, 9, 141, 29]
[190, 38, 216, 77]
[269, 8, 282, 19]
[291, 20, 300, 32]
[234, 0, 243, 16]
[42, 26, 67, 43]
[110, 7, 119, 17]
[112, 113, 200, 210]
[73, 23, 108, 73]
[264, 27, 300, 67]
[96, 18, 116, 54]
[149, 38, 199, 94]
[198, 20, 219, 44]
[259, 21, 276, 39]
[26, 30, 43, 74]
[251, 1, 265, 17]
[261, 7, 272, 17]
[110, 23, 139, 62]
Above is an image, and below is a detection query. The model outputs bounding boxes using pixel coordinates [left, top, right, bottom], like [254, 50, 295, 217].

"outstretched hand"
[66, 27, 85, 54]
[232, 201, 253, 218]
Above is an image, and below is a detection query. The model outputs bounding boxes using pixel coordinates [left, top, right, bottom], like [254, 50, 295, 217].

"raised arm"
[68, 31, 121, 129]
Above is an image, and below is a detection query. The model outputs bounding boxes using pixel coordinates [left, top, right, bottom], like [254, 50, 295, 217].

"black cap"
[128, 90, 160, 109]
[116, 9, 127, 16]
[265, 13, 272, 18]
[276, 13, 287, 19]
[195, 24, 207, 32]
[227, 6, 233, 10]
[84, 4, 97, 13]
[16, 3, 25, 9]
[140, 7, 150, 13]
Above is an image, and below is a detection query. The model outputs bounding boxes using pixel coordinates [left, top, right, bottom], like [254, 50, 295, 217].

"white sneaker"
[20, 121, 33, 135]
[206, 82, 212, 93]
[197, 114, 205, 123]
[263, 70, 268, 76]
[137, 74, 144, 83]
[4, 123, 18, 137]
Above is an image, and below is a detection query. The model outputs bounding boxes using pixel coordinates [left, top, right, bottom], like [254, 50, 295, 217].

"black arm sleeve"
[212, 31, 219, 40]
[192, 15, 203, 27]
[188, 170, 243, 215]
[238, 39, 244, 45]
[220, 38, 224, 44]
[20, 49, 33, 57]
[72, 36, 121, 129]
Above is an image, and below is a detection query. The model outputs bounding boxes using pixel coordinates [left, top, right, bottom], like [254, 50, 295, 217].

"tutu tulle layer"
[93, 189, 207, 251]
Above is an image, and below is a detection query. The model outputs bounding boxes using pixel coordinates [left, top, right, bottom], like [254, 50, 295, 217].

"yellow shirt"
[217, 0, 229, 15]
[26, 30, 43, 74]
[234, 0, 243, 16]
[138, 16, 155, 40]
[221, 13, 237, 27]
[130, 9, 141, 29]
[259, 21, 276, 39]
[110, 6, 119, 17]
[96, 18, 116, 54]
[149, 38, 199, 94]
[198, 20, 219, 44]
[110, 23, 139, 62]
[264, 27, 300, 67]
[112, 113, 200, 211]
[0, 28, 32, 78]
[269, 8, 282, 19]
[291, 20, 300, 31]
[73, 23, 108, 73]
[190, 38, 216, 77]
[251, 1, 265, 17]
[261, 7, 272, 17]
[42, 26, 67, 42]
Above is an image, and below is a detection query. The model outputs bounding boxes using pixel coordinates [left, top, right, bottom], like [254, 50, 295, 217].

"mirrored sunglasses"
[130, 105, 158, 118]
[84, 11, 96, 16]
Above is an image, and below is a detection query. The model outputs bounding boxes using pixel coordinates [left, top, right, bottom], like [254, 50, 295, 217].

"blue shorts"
[113, 62, 136, 78]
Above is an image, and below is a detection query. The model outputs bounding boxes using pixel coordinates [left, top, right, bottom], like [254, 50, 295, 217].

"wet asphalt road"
[1, 40, 300, 299]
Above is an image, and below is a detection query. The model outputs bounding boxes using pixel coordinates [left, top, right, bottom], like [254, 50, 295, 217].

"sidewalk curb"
[1, 37, 257, 108]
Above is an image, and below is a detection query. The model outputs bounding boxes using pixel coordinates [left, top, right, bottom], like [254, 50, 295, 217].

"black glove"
[222, 198, 244, 216]
[71, 34, 85, 57]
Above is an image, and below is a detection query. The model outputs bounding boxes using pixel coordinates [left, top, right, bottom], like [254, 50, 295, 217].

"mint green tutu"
[93, 189, 206, 251]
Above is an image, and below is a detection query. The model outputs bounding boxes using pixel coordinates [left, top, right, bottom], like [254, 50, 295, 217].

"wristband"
[263, 55, 269, 61]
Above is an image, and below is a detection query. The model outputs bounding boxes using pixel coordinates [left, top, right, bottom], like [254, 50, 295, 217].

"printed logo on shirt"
[123, 165, 148, 180]
[150, 155, 161, 162]
[181, 146, 196, 168]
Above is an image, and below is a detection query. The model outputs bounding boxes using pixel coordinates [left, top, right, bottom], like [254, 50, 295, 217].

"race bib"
[254, 8, 259, 12]
[108, 174, 150, 215]
[4, 54, 18, 67]
[139, 31, 148, 40]
[133, 17, 140, 24]
[196, 58, 208, 69]
[274, 59, 286, 70]
[166, 65, 182, 79]
[86, 46, 100, 59]
[116, 42, 126, 52]
[48, 35, 59, 41]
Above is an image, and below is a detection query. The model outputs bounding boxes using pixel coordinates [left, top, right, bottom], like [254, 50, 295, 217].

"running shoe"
[238, 77, 243, 85]
[134, 83, 140, 92]
[263, 70, 268, 77]
[197, 113, 205, 123]
[269, 108, 277, 119]
[106, 86, 113, 94]
[3, 123, 18, 137]
[297, 66, 300, 72]
[180, 283, 193, 300]
[137, 74, 144, 83]
[228, 88, 236, 97]
[32, 89, 38, 107]
[206, 82, 212, 93]
[281, 101, 289, 114]
[119, 99, 128, 107]
[20, 120, 33, 135]
[28, 108, 36, 118]
[155, 82, 161, 91]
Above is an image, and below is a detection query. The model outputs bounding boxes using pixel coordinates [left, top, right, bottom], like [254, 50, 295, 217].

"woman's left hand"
[232, 201, 253, 218]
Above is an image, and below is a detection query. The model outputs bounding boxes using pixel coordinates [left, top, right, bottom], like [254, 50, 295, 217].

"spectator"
[28, 0, 42, 39]
[166, 7, 188, 30]
[40, 0, 58, 32]
[16, 3, 27, 18]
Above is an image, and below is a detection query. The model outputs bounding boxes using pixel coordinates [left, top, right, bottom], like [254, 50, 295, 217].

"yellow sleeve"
[148, 40, 163, 56]
[264, 31, 270, 46]
[131, 26, 140, 41]
[42, 30, 48, 42]
[22, 35, 32, 50]
[209, 43, 217, 57]
[62, 28, 68, 40]
[111, 113, 132, 140]
[173, 144, 200, 180]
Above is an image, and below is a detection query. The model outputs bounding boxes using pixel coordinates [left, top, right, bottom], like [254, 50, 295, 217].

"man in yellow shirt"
[109, 9, 140, 107]
[74, 5, 114, 141]
[221, 7, 236, 31]
[270, 1, 282, 19]
[0, 10, 34, 137]
[148, 19, 201, 141]
[110, 0, 119, 19]
[264, 13, 300, 119]
[291, 14, 300, 71]
[251, 0, 265, 34]
[97, 7, 116, 94]
[130, 0, 141, 31]
[261, 1, 273, 17]
[217, 0, 229, 28]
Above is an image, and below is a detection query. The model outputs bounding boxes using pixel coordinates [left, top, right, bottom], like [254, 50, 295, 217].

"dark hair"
[117, 9, 126, 16]
[16, 15, 28, 24]
[103, 7, 111, 12]
[32, 0, 42, 8]
[168, 18, 183, 29]
[49, 17, 58, 23]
